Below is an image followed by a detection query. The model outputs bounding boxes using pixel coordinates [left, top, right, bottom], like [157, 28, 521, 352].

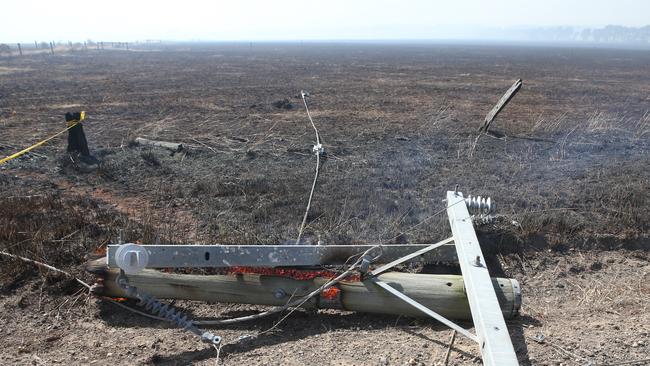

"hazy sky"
[2, 0, 649, 42]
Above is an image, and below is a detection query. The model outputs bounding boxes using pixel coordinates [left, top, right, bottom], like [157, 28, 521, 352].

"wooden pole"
[89, 262, 520, 320]
[135, 137, 184, 152]
[470, 79, 522, 157]
[17, 43, 22, 56]
[49, 42, 54, 54]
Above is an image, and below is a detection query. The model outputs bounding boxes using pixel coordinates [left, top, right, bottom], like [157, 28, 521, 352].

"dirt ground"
[0, 43, 648, 365]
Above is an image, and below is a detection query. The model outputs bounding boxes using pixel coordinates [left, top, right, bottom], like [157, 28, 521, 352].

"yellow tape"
[66, 111, 85, 127]
[0, 114, 85, 165]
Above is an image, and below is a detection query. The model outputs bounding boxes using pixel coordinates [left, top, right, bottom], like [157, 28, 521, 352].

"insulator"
[118, 277, 221, 345]
[139, 292, 189, 328]
[473, 214, 495, 226]
[465, 195, 495, 216]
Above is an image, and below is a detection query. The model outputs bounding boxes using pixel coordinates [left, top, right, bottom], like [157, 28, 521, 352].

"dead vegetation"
[0, 43, 648, 365]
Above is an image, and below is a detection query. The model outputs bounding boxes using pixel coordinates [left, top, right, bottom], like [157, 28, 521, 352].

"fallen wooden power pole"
[96, 190, 521, 365]
[89, 261, 520, 320]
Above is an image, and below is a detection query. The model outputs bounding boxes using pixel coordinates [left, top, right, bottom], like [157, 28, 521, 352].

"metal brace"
[365, 192, 519, 366]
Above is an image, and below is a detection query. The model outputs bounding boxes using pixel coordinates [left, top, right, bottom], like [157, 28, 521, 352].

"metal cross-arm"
[447, 191, 519, 366]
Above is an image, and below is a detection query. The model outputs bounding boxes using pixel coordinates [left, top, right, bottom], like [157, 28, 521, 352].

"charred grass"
[0, 43, 648, 280]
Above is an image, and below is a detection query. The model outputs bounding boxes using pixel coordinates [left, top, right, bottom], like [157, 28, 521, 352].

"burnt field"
[0, 43, 649, 365]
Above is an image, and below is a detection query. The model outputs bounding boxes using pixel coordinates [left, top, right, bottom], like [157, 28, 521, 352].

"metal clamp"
[313, 143, 324, 155]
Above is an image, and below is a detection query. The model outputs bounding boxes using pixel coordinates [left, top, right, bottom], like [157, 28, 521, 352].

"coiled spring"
[117, 275, 221, 345]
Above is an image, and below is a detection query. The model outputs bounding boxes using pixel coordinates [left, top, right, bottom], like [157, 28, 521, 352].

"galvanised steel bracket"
[363, 191, 519, 365]
[107, 243, 458, 270]
[446, 190, 519, 365]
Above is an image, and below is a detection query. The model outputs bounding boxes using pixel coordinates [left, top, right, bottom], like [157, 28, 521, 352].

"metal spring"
[465, 195, 495, 216]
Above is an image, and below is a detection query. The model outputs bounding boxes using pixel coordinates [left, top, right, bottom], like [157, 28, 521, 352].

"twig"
[443, 330, 456, 365]
[0, 251, 90, 289]
[3, 194, 46, 200]
[37, 280, 46, 311]
[597, 359, 650, 366]
[213, 343, 223, 366]
[52, 229, 80, 242]
[527, 335, 589, 363]
[191, 138, 219, 154]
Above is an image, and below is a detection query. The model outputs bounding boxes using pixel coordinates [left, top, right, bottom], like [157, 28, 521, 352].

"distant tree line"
[581, 25, 650, 43]
[515, 25, 650, 44]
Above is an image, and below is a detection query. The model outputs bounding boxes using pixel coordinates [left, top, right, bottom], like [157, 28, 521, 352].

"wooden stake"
[470, 79, 522, 157]
[479, 79, 522, 133]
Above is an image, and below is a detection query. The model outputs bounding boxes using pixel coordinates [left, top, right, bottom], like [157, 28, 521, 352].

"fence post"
[49, 42, 54, 54]
[17, 43, 23, 56]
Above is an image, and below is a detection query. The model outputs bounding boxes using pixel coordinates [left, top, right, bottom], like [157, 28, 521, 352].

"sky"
[2, 0, 649, 43]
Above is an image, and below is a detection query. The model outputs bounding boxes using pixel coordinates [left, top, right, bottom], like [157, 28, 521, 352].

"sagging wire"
[296, 90, 324, 244]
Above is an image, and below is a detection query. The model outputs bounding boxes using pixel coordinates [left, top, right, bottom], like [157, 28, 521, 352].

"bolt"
[273, 288, 287, 299]
[473, 256, 482, 267]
